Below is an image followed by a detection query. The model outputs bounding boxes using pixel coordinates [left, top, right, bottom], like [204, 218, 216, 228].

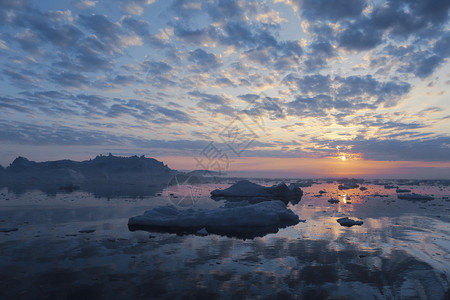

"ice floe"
[128, 200, 300, 239]
[210, 180, 303, 204]
[337, 217, 363, 227]
[338, 183, 359, 190]
[384, 185, 398, 189]
[0, 228, 18, 233]
[397, 193, 434, 200]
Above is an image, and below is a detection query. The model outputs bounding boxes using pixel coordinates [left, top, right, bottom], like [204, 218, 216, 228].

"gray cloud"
[300, 0, 366, 21]
[49, 71, 90, 88]
[188, 48, 221, 71]
[284, 74, 411, 116]
[339, 137, 450, 162]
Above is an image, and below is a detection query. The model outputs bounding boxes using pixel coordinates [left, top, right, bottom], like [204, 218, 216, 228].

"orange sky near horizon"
[157, 156, 450, 179]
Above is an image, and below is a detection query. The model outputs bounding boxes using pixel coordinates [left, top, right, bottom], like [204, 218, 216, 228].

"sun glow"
[341, 155, 346, 161]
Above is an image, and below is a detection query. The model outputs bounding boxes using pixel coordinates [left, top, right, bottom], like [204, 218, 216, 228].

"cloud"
[14, 29, 43, 55]
[141, 60, 173, 75]
[345, 137, 450, 162]
[370, 0, 450, 36]
[0, 120, 124, 146]
[206, 0, 245, 22]
[49, 71, 90, 88]
[121, 0, 157, 15]
[3, 67, 42, 89]
[72, 0, 97, 10]
[78, 14, 122, 46]
[283, 74, 331, 94]
[384, 41, 450, 78]
[188, 90, 235, 116]
[187, 48, 222, 72]
[284, 74, 411, 116]
[121, 16, 168, 47]
[300, 0, 366, 21]
[188, 90, 229, 106]
[338, 18, 383, 51]
[214, 77, 235, 88]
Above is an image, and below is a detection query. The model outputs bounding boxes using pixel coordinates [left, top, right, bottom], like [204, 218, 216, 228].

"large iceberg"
[128, 200, 300, 239]
[210, 180, 303, 204]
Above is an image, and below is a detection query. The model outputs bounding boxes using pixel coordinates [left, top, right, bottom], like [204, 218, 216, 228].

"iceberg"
[128, 200, 300, 239]
[384, 185, 398, 189]
[338, 183, 359, 190]
[397, 193, 434, 200]
[337, 217, 363, 227]
[210, 180, 303, 204]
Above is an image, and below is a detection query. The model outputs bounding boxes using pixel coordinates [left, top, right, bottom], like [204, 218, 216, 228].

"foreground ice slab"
[210, 180, 303, 204]
[397, 193, 434, 200]
[128, 200, 300, 239]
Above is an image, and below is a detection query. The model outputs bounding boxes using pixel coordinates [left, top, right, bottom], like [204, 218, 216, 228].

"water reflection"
[0, 181, 166, 198]
[0, 180, 449, 299]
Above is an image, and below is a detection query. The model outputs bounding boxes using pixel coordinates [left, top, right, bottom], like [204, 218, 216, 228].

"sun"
[341, 155, 346, 161]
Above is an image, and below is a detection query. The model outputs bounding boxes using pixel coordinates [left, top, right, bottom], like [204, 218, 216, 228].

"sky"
[0, 0, 449, 178]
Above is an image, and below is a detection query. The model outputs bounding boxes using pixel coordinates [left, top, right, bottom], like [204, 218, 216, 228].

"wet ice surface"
[0, 180, 449, 299]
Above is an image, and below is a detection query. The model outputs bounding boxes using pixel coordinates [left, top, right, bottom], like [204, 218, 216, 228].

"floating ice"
[337, 217, 363, 227]
[397, 193, 434, 200]
[384, 185, 398, 189]
[79, 229, 95, 233]
[210, 180, 303, 204]
[196, 228, 208, 236]
[128, 200, 300, 239]
[338, 183, 359, 190]
[0, 228, 18, 233]
[328, 198, 339, 204]
[396, 188, 411, 193]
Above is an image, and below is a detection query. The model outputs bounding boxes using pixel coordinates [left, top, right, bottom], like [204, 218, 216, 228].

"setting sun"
[341, 155, 346, 161]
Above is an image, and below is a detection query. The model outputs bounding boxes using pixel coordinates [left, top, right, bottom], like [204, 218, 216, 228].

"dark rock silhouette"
[0, 154, 178, 197]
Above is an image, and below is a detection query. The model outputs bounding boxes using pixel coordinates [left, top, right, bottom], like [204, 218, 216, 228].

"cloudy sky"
[0, 0, 449, 178]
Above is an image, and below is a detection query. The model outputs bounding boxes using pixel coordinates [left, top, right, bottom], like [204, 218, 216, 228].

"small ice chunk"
[337, 217, 363, 227]
[338, 183, 359, 190]
[328, 198, 339, 204]
[384, 185, 398, 189]
[396, 188, 411, 193]
[0, 228, 18, 233]
[359, 186, 367, 191]
[196, 228, 208, 236]
[397, 193, 434, 200]
[79, 229, 95, 233]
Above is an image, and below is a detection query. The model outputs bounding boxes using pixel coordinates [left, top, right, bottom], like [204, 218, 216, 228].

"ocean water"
[0, 179, 449, 299]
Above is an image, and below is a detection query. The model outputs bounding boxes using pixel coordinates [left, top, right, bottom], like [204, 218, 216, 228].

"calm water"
[0, 180, 449, 299]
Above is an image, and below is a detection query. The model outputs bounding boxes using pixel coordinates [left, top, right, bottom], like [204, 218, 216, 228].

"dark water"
[0, 180, 449, 299]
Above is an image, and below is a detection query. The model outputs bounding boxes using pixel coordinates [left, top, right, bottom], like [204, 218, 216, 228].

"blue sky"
[0, 0, 449, 177]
